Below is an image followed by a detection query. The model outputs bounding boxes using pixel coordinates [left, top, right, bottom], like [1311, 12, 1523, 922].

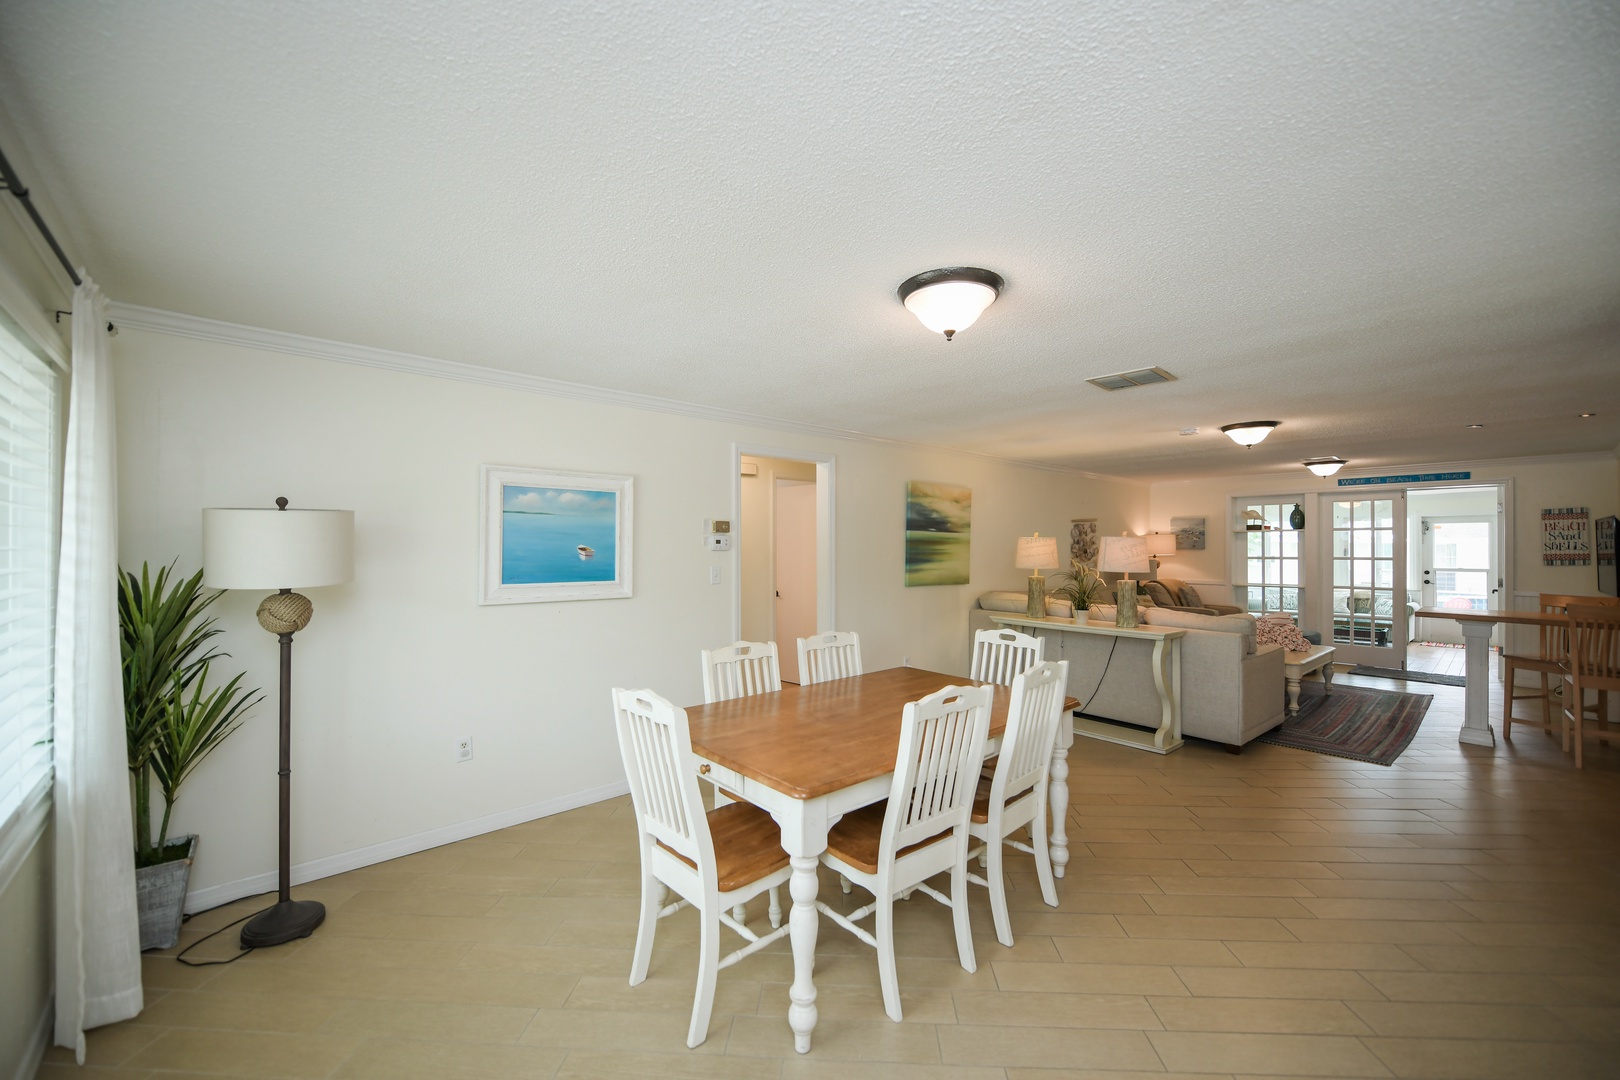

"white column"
[1457, 620, 1497, 746]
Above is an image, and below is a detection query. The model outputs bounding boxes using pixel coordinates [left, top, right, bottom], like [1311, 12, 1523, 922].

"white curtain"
[54, 277, 142, 1060]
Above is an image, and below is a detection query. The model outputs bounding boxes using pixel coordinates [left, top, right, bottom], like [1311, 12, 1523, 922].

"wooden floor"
[39, 670, 1620, 1080]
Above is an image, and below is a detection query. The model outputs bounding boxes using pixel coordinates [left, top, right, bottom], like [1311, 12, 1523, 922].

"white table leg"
[1286, 675, 1302, 715]
[1048, 733, 1070, 879]
[1458, 620, 1497, 747]
[786, 855, 819, 1053]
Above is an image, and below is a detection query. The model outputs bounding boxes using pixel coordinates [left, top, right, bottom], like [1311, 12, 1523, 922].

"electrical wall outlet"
[709, 565, 722, 585]
[454, 736, 473, 763]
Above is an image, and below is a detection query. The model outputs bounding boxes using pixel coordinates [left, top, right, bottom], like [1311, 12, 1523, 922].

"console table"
[990, 614, 1186, 754]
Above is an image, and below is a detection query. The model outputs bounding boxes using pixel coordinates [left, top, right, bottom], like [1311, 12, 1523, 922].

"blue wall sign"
[1337, 472, 1471, 487]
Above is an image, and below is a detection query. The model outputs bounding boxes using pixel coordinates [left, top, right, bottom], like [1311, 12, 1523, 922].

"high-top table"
[1413, 607, 1570, 746]
[684, 666, 1072, 1053]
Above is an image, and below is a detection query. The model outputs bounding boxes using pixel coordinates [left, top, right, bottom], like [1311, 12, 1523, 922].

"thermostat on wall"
[706, 534, 731, 551]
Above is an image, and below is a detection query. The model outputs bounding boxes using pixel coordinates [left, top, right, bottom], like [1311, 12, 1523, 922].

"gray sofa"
[970, 593, 1286, 750]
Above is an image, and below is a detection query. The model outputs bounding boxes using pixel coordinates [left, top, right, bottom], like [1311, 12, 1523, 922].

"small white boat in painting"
[577, 545, 595, 558]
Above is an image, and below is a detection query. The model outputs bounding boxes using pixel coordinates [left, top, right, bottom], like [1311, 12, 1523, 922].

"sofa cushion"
[1179, 583, 1204, 607]
[1143, 581, 1176, 607]
[976, 590, 1073, 619]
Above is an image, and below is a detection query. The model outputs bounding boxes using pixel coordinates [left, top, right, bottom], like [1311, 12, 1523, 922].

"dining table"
[684, 665, 1075, 1053]
[1413, 607, 1572, 747]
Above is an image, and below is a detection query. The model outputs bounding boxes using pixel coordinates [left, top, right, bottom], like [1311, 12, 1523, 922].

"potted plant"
[120, 562, 261, 950]
[1047, 559, 1107, 622]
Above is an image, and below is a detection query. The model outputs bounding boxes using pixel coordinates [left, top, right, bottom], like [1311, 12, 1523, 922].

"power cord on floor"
[174, 893, 276, 966]
[1075, 636, 1119, 716]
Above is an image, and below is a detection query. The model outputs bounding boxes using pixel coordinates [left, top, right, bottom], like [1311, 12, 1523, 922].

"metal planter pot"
[135, 834, 197, 951]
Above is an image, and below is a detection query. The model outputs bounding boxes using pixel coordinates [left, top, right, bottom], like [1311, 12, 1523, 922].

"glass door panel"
[1319, 493, 1407, 667]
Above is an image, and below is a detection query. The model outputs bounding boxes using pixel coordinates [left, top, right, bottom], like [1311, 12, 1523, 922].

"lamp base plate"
[240, 899, 325, 949]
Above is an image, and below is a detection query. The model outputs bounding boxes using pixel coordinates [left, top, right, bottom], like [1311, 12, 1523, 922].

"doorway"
[1316, 492, 1408, 669]
[1407, 485, 1506, 671]
[734, 447, 837, 684]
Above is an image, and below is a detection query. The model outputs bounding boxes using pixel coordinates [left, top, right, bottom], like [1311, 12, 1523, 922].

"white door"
[1415, 516, 1500, 646]
[774, 479, 817, 684]
[1319, 492, 1408, 669]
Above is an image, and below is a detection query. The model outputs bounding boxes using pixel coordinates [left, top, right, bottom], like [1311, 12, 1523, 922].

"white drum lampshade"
[203, 507, 354, 590]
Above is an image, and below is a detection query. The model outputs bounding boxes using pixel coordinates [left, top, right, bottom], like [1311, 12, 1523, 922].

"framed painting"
[480, 465, 633, 604]
[1170, 516, 1206, 550]
[905, 481, 971, 586]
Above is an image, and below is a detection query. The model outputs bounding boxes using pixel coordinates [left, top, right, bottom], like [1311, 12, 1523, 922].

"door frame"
[1315, 489, 1410, 668]
[1416, 512, 1504, 646]
[732, 443, 836, 643]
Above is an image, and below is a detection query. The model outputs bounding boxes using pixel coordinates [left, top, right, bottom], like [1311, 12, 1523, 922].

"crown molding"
[105, 301, 1126, 482]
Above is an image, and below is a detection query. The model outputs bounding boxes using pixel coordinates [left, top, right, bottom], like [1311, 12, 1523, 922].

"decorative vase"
[1289, 503, 1305, 530]
[136, 834, 197, 951]
[1114, 579, 1140, 628]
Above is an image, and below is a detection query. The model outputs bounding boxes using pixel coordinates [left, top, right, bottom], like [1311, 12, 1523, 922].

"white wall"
[113, 326, 1149, 904]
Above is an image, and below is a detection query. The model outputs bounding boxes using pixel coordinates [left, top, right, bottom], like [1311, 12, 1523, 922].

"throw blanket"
[1256, 612, 1313, 652]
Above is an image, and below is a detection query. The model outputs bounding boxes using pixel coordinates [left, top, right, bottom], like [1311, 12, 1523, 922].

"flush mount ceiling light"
[1303, 457, 1347, 477]
[1220, 421, 1279, 447]
[897, 267, 1004, 340]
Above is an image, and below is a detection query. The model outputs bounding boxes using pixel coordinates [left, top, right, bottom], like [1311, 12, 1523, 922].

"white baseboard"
[183, 779, 631, 913]
[12, 994, 51, 1080]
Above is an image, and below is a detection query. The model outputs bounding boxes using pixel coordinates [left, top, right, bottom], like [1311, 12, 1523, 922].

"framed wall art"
[480, 465, 633, 604]
[905, 481, 971, 586]
[1170, 516, 1206, 550]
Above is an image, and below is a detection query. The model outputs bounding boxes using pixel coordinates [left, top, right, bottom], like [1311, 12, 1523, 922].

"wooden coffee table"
[1283, 645, 1335, 715]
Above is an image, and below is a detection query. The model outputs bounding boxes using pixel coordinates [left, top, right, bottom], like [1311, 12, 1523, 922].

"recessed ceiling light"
[1220, 421, 1279, 447]
[1466, 423, 1485, 429]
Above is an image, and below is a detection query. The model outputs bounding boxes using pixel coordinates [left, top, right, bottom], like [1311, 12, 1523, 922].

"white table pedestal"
[1457, 620, 1497, 747]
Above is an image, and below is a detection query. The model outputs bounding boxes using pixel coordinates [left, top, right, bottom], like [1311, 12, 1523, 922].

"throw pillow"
[1143, 581, 1176, 607]
[1256, 612, 1312, 652]
[1178, 584, 1203, 608]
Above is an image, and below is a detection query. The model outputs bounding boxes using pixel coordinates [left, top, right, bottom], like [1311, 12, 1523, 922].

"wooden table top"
[1414, 607, 1569, 626]
[686, 667, 1013, 801]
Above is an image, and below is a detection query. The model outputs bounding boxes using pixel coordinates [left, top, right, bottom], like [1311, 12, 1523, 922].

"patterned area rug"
[1347, 665, 1465, 687]
[1257, 681, 1431, 765]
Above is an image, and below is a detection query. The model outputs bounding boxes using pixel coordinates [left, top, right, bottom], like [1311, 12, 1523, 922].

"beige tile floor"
[38, 668, 1620, 1079]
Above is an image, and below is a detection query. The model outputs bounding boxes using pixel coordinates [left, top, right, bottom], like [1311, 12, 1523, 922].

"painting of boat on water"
[905, 481, 971, 586]
[480, 466, 634, 604]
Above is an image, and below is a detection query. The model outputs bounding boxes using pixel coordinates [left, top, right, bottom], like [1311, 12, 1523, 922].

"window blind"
[0, 317, 58, 835]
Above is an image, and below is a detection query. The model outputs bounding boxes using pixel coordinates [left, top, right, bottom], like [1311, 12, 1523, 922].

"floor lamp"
[203, 497, 354, 948]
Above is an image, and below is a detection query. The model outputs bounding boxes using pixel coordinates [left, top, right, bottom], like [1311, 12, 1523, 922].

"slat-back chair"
[701, 640, 782, 703]
[967, 659, 1070, 947]
[970, 628, 1044, 687]
[797, 630, 863, 685]
[612, 688, 792, 1047]
[1501, 594, 1613, 738]
[1561, 604, 1620, 769]
[814, 684, 992, 1022]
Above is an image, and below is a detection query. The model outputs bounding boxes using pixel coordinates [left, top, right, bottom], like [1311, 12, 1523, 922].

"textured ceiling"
[1, 0, 1617, 480]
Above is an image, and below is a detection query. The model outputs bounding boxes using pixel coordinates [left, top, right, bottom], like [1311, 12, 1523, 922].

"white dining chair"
[816, 683, 992, 1022]
[970, 627, 1044, 686]
[612, 687, 793, 1048]
[797, 630, 863, 685]
[967, 659, 1069, 947]
[701, 640, 782, 703]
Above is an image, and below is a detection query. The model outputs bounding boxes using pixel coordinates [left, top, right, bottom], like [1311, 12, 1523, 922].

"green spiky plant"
[1047, 559, 1108, 611]
[120, 562, 261, 868]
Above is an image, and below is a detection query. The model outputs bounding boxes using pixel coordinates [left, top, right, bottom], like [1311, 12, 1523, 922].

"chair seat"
[825, 801, 950, 874]
[657, 802, 790, 891]
[1501, 651, 1566, 674]
[970, 774, 1036, 823]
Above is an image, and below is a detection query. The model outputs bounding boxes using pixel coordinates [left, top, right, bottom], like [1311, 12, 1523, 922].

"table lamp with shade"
[1098, 534, 1150, 628]
[1016, 533, 1061, 618]
[202, 497, 353, 948]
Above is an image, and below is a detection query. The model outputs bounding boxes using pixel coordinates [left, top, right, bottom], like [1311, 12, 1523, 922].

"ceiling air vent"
[1087, 367, 1176, 391]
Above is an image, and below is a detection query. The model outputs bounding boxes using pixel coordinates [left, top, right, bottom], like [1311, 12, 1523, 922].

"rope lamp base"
[257, 590, 312, 634]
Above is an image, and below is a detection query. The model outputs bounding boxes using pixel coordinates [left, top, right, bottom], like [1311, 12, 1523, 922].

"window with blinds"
[0, 317, 59, 835]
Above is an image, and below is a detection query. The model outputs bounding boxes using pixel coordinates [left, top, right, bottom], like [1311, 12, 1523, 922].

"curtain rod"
[0, 141, 84, 287]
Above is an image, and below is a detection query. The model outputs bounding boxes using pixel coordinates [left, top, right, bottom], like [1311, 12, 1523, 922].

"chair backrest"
[1538, 594, 1620, 660]
[989, 660, 1071, 807]
[881, 684, 993, 862]
[701, 640, 782, 703]
[1565, 604, 1620, 685]
[611, 688, 713, 874]
[970, 628, 1044, 686]
[797, 630, 863, 685]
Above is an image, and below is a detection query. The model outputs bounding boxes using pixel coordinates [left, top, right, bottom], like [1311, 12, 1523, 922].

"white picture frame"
[479, 465, 634, 604]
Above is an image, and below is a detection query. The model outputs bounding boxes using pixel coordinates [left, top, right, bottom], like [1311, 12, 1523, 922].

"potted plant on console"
[121, 562, 261, 950]
[1048, 560, 1107, 622]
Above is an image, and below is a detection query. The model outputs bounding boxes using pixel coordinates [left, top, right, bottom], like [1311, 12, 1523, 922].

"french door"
[1319, 493, 1407, 669]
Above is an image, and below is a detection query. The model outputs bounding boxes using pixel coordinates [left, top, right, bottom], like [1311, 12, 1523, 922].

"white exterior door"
[1320, 492, 1408, 669]
[1416, 516, 1500, 646]
[773, 479, 817, 684]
